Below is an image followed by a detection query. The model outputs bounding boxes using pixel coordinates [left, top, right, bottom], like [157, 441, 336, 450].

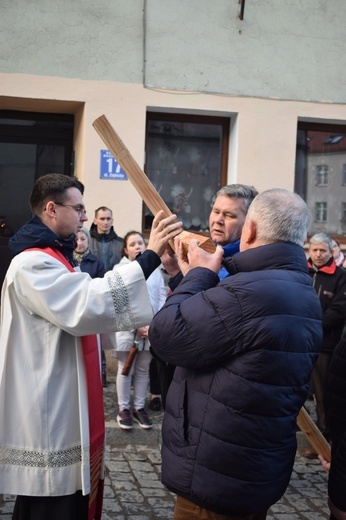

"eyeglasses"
[54, 202, 87, 218]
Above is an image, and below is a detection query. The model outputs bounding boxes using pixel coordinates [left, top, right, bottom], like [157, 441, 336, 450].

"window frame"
[315, 201, 327, 223]
[295, 121, 346, 239]
[315, 164, 329, 187]
[342, 164, 346, 185]
[0, 110, 74, 234]
[143, 112, 229, 235]
[0, 110, 74, 176]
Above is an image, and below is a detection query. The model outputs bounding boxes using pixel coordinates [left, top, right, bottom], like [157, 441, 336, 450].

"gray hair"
[247, 189, 311, 247]
[309, 233, 333, 252]
[214, 184, 258, 215]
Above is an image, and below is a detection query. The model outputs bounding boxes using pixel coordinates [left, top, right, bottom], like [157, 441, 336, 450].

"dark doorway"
[0, 110, 74, 234]
[0, 110, 74, 289]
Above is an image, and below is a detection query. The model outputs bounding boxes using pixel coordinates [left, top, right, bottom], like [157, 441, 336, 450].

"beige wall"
[1, 0, 346, 236]
[1, 73, 346, 236]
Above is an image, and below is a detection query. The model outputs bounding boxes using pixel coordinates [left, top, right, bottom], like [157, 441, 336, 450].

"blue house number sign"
[100, 150, 128, 180]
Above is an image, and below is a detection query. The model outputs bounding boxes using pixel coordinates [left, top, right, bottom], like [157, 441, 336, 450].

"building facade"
[0, 0, 346, 240]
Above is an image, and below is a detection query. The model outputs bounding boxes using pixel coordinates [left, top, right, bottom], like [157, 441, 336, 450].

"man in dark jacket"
[149, 189, 323, 520]
[319, 336, 346, 520]
[89, 206, 123, 271]
[0, 174, 183, 520]
[155, 184, 258, 409]
[89, 206, 123, 385]
[305, 233, 346, 457]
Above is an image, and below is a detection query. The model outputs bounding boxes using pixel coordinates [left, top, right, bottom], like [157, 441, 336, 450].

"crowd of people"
[0, 174, 345, 520]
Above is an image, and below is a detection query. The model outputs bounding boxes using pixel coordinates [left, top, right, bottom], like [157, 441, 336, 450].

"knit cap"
[79, 227, 91, 242]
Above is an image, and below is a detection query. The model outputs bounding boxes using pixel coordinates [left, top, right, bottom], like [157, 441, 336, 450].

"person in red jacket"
[305, 233, 346, 459]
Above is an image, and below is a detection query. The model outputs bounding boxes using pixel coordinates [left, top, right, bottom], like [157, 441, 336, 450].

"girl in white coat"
[115, 231, 167, 430]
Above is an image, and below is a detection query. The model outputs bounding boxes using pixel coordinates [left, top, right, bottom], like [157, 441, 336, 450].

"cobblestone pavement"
[0, 374, 330, 519]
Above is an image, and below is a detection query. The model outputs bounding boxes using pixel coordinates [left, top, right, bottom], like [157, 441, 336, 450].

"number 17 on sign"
[100, 149, 128, 180]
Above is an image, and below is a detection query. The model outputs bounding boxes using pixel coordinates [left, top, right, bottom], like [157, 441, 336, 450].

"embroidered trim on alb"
[0, 445, 86, 468]
[105, 270, 133, 330]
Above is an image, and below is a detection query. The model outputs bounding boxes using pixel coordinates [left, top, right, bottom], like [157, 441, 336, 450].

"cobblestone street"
[0, 374, 330, 519]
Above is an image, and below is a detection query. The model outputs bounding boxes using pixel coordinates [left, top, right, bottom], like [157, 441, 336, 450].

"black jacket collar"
[9, 215, 76, 264]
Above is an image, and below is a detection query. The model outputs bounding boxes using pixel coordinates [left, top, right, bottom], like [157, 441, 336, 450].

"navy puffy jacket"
[79, 250, 105, 278]
[149, 242, 322, 516]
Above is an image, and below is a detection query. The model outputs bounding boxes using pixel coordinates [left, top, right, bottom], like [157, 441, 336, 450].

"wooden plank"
[93, 117, 332, 466]
[92, 115, 216, 255]
[297, 406, 331, 462]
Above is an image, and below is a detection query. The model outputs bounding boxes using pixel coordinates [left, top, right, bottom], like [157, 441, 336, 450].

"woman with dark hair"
[114, 231, 167, 430]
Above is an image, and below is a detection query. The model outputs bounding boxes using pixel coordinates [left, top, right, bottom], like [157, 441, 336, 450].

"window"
[342, 202, 346, 218]
[315, 202, 327, 223]
[295, 123, 346, 236]
[0, 110, 74, 233]
[144, 113, 229, 233]
[342, 165, 346, 185]
[324, 135, 345, 144]
[315, 165, 329, 186]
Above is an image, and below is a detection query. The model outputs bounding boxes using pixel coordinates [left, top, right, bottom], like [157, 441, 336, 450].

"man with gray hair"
[305, 232, 346, 458]
[149, 189, 323, 520]
[209, 183, 258, 279]
[154, 183, 258, 410]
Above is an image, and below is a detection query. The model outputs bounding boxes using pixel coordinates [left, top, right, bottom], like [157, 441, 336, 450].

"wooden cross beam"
[92, 115, 331, 463]
[92, 114, 216, 256]
[297, 407, 331, 462]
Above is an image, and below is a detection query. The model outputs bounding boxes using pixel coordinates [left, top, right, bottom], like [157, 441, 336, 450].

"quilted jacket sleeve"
[149, 266, 242, 368]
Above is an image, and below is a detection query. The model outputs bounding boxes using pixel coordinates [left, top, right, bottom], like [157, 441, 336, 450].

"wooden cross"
[93, 114, 216, 257]
[92, 114, 331, 463]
